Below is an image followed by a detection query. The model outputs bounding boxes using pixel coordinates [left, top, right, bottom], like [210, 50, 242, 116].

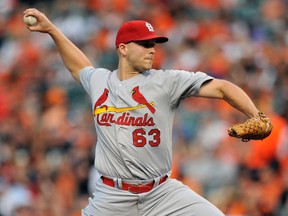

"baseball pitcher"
[23, 8, 272, 216]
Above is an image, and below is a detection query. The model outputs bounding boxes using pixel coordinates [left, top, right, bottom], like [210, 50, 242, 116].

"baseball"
[23, 15, 38, 26]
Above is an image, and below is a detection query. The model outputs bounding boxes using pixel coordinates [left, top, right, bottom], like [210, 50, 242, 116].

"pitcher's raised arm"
[23, 8, 92, 81]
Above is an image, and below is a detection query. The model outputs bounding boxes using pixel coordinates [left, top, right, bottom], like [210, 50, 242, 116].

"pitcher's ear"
[118, 43, 128, 55]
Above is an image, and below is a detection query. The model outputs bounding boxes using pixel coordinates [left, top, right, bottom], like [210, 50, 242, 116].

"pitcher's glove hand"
[228, 112, 273, 142]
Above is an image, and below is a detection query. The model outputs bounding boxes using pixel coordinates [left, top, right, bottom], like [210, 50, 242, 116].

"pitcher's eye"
[134, 40, 156, 48]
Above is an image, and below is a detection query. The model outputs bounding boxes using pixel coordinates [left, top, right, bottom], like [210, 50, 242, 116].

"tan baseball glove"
[227, 112, 273, 142]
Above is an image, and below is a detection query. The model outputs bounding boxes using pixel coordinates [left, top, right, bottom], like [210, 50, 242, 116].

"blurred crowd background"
[1, 0, 288, 215]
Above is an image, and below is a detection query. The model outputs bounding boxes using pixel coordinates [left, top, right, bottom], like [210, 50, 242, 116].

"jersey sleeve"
[163, 70, 214, 109]
[79, 66, 95, 96]
[79, 66, 111, 97]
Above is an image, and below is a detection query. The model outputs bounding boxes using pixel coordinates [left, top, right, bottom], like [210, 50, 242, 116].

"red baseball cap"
[115, 20, 168, 48]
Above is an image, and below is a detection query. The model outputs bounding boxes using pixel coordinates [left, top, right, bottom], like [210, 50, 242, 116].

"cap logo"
[145, 22, 154, 32]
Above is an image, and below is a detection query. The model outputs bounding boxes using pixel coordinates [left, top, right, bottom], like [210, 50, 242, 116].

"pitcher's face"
[125, 40, 156, 72]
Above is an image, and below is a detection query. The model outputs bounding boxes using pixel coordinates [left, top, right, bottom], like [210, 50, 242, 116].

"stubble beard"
[133, 61, 153, 73]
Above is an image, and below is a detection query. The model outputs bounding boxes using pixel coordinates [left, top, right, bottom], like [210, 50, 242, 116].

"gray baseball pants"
[82, 177, 225, 216]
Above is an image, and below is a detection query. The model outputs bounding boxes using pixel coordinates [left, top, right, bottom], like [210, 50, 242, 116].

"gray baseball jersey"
[80, 66, 213, 180]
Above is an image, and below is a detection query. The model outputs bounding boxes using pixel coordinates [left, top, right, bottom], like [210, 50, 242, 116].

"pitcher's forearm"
[222, 86, 259, 118]
[48, 26, 92, 81]
[23, 8, 92, 81]
[199, 79, 259, 118]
